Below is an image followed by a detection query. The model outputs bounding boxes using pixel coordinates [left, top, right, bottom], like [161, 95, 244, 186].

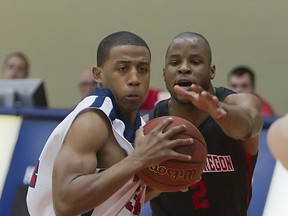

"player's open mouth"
[176, 79, 193, 90]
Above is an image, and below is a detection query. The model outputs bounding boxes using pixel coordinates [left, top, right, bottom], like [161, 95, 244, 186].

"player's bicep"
[52, 109, 109, 194]
[224, 93, 262, 112]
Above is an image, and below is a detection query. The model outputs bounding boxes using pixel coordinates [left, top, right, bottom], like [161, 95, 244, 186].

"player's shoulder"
[214, 86, 236, 102]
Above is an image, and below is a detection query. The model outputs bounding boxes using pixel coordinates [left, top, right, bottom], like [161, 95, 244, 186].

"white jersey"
[26, 89, 147, 216]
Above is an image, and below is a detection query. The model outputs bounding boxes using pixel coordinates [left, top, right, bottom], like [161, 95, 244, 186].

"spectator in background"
[139, 88, 170, 111]
[78, 68, 97, 99]
[1, 52, 30, 79]
[227, 66, 275, 116]
[139, 88, 160, 111]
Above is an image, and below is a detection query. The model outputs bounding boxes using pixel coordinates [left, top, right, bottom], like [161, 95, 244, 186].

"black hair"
[228, 66, 255, 86]
[166, 32, 212, 65]
[97, 31, 151, 67]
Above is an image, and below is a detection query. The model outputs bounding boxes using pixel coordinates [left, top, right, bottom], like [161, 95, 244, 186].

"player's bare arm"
[174, 85, 263, 140]
[53, 111, 194, 215]
[219, 93, 263, 140]
[52, 109, 137, 215]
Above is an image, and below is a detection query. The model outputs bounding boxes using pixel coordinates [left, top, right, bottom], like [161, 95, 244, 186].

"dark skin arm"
[52, 109, 194, 215]
[174, 85, 263, 154]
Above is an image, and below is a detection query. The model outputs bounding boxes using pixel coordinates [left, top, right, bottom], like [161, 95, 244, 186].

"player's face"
[228, 74, 254, 94]
[98, 45, 151, 113]
[2, 56, 28, 79]
[163, 37, 215, 102]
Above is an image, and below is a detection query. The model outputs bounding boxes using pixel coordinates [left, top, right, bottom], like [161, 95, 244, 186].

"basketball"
[137, 116, 207, 192]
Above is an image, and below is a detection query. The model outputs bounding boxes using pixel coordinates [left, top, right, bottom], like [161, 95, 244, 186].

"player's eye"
[117, 66, 128, 72]
[138, 66, 150, 73]
[170, 60, 179, 66]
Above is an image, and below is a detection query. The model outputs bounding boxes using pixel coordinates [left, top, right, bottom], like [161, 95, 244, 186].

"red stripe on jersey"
[245, 153, 253, 204]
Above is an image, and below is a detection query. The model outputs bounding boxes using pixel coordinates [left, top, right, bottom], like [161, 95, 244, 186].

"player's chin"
[123, 101, 142, 112]
[175, 95, 191, 104]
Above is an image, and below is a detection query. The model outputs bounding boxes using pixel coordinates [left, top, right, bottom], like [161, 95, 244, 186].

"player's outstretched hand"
[174, 84, 227, 119]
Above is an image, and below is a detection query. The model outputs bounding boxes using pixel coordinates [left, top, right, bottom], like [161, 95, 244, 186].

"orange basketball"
[137, 116, 207, 192]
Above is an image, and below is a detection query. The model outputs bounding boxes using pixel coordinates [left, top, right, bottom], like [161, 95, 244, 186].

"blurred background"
[0, 0, 287, 114]
[1, 1, 288, 215]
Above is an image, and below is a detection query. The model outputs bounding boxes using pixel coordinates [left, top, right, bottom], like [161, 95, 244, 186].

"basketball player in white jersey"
[26, 31, 194, 216]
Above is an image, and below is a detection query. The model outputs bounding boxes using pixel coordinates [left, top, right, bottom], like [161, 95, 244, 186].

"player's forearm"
[53, 155, 145, 215]
[215, 102, 263, 140]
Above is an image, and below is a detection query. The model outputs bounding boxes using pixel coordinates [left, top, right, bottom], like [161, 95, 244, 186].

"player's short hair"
[97, 31, 151, 67]
[166, 32, 212, 65]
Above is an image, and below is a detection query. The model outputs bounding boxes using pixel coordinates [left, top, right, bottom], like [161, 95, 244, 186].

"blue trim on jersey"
[90, 87, 142, 143]
[90, 88, 116, 121]
[121, 112, 142, 143]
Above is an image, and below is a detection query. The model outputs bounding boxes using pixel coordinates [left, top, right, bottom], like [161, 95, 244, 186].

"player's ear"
[209, 64, 216, 80]
[163, 67, 167, 81]
[93, 66, 103, 84]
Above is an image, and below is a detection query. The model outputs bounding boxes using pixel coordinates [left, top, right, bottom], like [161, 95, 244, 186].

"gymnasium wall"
[0, 108, 287, 215]
[0, 1, 287, 114]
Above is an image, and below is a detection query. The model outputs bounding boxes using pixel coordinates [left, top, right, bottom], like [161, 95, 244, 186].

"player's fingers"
[167, 142, 194, 161]
[190, 84, 203, 93]
[174, 85, 193, 97]
[161, 123, 188, 139]
[168, 137, 194, 149]
[148, 117, 174, 134]
[174, 85, 198, 102]
[200, 91, 218, 104]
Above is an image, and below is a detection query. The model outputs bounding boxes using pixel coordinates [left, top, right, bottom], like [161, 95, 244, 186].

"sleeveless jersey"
[26, 88, 146, 216]
[149, 87, 258, 216]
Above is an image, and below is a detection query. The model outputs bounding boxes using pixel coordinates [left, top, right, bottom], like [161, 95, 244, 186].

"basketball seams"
[144, 116, 207, 149]
[139, 116, 207, 192]
[177, 132, 207, 149]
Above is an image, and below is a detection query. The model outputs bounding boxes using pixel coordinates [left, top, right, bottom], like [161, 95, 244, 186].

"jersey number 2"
[190, 181, 210, 209]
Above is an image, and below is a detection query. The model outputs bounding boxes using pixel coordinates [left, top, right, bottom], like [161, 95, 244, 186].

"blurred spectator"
[78, 68, 97, 99]
[1, 52, 30, 79]
[227, 65, 275, 116]
[139, 88, 170, 111]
